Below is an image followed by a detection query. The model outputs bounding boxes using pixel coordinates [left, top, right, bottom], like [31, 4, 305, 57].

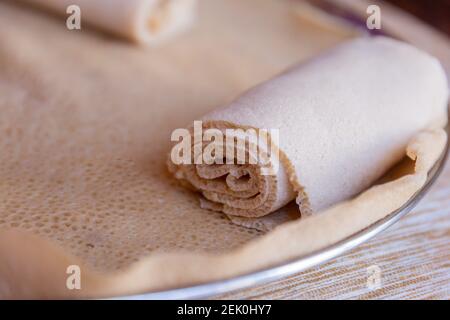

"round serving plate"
[113, 0, 450, 301]
[116, 115, 449, 300]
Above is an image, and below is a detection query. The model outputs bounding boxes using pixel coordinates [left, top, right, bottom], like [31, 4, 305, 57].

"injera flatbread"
[0, 0, 447, 298]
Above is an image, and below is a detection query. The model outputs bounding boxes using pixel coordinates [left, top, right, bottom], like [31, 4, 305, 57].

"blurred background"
[386, 0, 450, 34]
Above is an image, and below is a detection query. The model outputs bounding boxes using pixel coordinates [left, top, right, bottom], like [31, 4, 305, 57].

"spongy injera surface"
[0, 0, 351, 272]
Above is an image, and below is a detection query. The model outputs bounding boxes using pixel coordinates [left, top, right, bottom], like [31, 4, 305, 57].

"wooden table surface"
[215, 0, 450, 300]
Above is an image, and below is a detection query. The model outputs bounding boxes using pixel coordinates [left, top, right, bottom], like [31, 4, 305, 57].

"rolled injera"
[168, 36, 449, 219]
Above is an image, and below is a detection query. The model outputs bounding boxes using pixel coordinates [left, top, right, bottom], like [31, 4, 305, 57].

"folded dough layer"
[20, 0, 196, 44]
[169, 37, 449, 218]
[169, 121, 296, 217]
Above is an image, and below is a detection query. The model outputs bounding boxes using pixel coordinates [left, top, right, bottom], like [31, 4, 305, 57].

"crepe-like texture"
[0, 0, 448, 298]
[20, 0, 197, 44]
[169, 37, 449, 224]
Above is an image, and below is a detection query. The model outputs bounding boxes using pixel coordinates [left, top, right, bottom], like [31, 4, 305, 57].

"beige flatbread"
[19, 0, 197, 45]
[0, 0, 447, 298]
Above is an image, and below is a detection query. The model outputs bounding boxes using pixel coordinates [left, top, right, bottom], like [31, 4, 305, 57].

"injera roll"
[169, 37, 449, 220]
[19, 0, 197, 45]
